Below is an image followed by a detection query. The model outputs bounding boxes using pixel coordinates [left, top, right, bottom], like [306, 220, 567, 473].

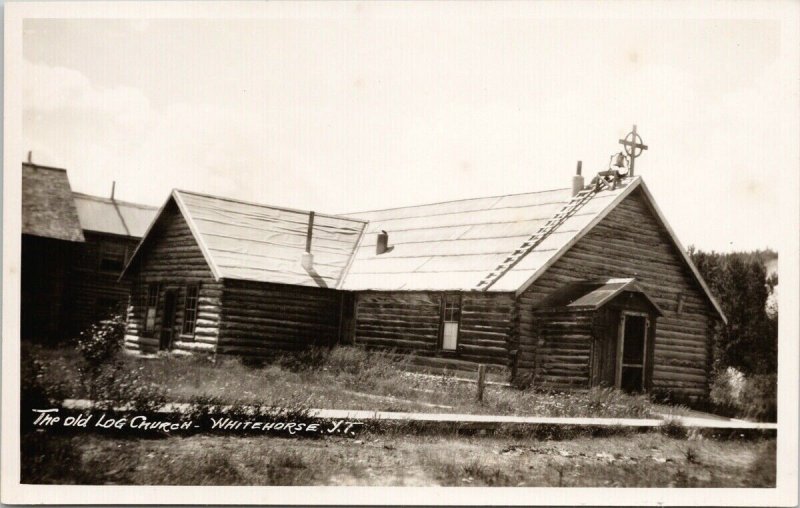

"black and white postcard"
[2, 1, 798, 505]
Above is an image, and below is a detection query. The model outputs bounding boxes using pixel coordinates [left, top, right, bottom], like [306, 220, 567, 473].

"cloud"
[22, 60, 305, 207]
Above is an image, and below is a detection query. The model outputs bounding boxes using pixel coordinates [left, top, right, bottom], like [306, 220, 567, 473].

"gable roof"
[492, 177, 726, 323]
[343, 176, 726, 323]
[123, 177, 726, 323]
[22, 162, 85, 242]
[73, 192, 158, 238]
[123, 190, 367, 289]
[340, 179, 634, 292]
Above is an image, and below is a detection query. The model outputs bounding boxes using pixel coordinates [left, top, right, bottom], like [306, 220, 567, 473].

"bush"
[710, 368, 776, 422]
[76, 314, 126, 400]
[660, 418, 688, 439]
[21, 346, 65, 413]
[74, 313, 167, 411]
[739, 373, 776, 422]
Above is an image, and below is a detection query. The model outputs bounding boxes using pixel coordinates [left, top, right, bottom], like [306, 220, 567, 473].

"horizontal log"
[356, 313, 441, 324]
[216, 336, 324, 350]
[355, 336, 436, 350]
[457, 344, 508, 357]
[354, 329, 438, 342]
[171, 341, 215, 352]
[225, 308, 339, 323]
[457, 328, 508, 340]
[456, 337, 509, 349]
[356, 322, 440, 334]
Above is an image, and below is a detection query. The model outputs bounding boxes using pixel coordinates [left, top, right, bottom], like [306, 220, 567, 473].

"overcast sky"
[21, 7, 798, 252]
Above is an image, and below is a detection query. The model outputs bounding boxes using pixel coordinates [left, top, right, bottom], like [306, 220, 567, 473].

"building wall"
[527, 308, 595, 389]
[64, 231, 140, 336]
[217, 280, 343, 356]
[124, 201, 221, 354]
[353, 291, 515, 369]
[518, 188, 714, 399]
[21, 235, 74, 341]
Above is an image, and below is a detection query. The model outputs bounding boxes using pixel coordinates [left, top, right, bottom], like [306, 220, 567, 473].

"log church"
[120, 129, 726, 401]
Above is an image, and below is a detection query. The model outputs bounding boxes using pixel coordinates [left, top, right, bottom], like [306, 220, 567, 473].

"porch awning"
[538, 278, 663, 315]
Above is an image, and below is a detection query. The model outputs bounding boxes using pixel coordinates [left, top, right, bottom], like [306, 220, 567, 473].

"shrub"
[21, 347, 65, 414]
[739, 373, 777, 422]
[75, 314, 126, 400]
[324, 346, 371, 376]
[710, 368, 776, 422]
[75, 313, 167, 411]
[660, 418, 688, 439]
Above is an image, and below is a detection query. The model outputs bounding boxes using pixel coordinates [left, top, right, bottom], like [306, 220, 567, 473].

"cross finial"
[618, 124, 648, 177]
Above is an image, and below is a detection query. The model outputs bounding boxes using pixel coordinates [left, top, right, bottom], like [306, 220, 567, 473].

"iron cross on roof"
[619, 125, 648, 177]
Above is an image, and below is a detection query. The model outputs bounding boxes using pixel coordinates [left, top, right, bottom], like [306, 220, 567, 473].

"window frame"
[438, 293, 462, 352]
[181, 283, 200, 339]
[98, 241, 128, 273]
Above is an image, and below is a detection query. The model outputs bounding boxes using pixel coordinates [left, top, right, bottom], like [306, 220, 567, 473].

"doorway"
[617, 313, 648, 393]
[159, 290, 177, 351]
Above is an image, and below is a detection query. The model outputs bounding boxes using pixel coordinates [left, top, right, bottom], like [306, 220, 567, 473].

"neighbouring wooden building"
[22, 162, 85, 340]
[21, 162, 157, 341]
[122, 174, 726, 402]
[66, 192, 157, 334]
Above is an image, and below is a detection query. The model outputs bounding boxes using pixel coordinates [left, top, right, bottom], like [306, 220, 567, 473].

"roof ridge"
[72, 191, 159, 210]
[344, 185, 572, 216]
[173, 188, 368, 224]
[22, 162, 67, 172]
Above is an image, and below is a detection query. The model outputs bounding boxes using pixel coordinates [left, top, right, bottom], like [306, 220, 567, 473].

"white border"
[3, 1, 798, 505]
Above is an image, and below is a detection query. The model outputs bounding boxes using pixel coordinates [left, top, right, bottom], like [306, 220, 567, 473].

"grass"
[26, 344, 683, 418]
[21, 431, 775, 487]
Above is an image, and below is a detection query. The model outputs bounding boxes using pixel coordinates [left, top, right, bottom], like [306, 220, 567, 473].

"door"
[616, 313, 648, 392]
[159, 290, 177, 350]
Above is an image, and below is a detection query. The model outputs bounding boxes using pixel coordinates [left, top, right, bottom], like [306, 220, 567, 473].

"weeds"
[28, 344, 687, 419]
[660, 418, 688, 439]
[683, 444, 701, 464]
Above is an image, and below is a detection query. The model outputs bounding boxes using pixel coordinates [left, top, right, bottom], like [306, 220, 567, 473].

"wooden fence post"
[477, 364, 486, 403]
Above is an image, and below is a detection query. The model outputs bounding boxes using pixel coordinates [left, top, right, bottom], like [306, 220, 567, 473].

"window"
[440, 294, 461, 351]
[99, 242, 127, 272]
[144, 283, 159, 334]
[182, 284, 199, 336]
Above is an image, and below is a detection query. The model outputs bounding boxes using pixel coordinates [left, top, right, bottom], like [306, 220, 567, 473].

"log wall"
[217, 279, 343, 356]
[353, 291, 515, 369]
[64, 231, 140, 337]
[124, 201, 221, 354]
[530, 309, 594, 389]
[518, 187, 714, 399]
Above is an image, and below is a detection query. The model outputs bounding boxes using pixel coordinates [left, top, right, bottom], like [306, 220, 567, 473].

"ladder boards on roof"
[475, 187, 598, 291]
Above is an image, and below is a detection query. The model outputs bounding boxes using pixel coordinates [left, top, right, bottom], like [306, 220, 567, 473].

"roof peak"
[345, 184, 574, 216]
[172, 188, 368, 223]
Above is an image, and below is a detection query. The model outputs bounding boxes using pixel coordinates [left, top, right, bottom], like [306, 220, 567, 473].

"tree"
[689, 248, 778, 376]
